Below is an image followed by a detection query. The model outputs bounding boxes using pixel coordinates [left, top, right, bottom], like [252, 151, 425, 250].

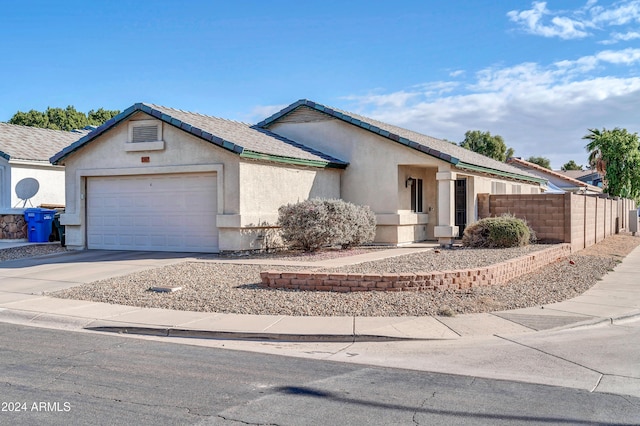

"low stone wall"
[260, 244, 571, 292]
[0, 214, 27, 239]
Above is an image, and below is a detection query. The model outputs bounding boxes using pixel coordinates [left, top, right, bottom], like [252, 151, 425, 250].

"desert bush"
[462, 214, 534, 248]
[278, 199, 376, 251]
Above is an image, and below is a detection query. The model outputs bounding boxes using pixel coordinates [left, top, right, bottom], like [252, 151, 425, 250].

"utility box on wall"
[629, 210, 639, 235]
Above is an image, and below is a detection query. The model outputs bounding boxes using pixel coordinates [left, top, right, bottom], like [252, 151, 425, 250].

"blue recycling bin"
[24, 208, 56, 243]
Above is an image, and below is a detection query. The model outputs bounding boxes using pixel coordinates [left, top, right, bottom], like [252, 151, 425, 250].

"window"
[410, 178, 423, 212]
[491, 181, 507, 194]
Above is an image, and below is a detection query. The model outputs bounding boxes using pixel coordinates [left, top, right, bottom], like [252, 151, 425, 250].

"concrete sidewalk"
[0, 243, 638, 342]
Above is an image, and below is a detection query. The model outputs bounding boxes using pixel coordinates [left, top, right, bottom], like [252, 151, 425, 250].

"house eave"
[258, 100, 547, 178]
[257, 100, 462, 166]
[239, 150, 348, 169]
[50, 103, 246, 165]
[455, 161, 547, 185]
[10, 158, 64, 170]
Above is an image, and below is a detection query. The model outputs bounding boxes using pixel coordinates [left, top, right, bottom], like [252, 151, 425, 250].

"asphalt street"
[1, 323, 639, 425]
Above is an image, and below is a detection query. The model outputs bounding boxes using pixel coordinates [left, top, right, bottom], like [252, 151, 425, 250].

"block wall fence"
[477, 193, 636, 252]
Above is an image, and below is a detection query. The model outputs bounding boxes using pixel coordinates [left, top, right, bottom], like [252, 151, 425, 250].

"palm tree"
[583, 127, 640, 199]
[584, 128, 607, 177]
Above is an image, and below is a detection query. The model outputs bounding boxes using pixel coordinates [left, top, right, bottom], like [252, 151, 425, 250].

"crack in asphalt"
[45, 365, 75, 386]
[216, 414, 279, 425]
[68, 389, 213, 418]
[413, 392, 436, 425]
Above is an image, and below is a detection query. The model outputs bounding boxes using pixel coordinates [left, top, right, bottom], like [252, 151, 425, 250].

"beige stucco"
[58, 111, 341, 252]
[10, 161, 65, 208]
[0, 156, 65, 214]
[268, 114, 543, 245]
[56, 107, 544, 252]
[218, 161, 341, 251]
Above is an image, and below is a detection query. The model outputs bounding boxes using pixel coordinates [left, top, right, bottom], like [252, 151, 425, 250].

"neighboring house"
[557, 169, 604, 188]
[507, 157, 603, 194]
[51, 100, 546, 253]
[0, 122, 87, 210]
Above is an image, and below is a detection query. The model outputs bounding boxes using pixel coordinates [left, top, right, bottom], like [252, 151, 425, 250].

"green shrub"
[278, 199, 376, 251]
[462, 214, 535, 248]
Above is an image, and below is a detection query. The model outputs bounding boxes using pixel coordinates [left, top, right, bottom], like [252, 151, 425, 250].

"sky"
[1, 0, 639, 169]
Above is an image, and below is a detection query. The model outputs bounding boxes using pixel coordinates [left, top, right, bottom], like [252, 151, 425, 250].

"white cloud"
[509, 0, 640, 41]
[601, 31, 640, 44]
[590, 0, 640, 26]
[343, 49, 640, 169]
[246, 103, 288, 123]
[507, 1, 590, 39]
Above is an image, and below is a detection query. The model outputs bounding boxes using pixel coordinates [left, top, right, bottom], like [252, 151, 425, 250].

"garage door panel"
[87, 173, 218, 252]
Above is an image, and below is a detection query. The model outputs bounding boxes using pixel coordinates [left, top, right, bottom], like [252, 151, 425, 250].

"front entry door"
[455, 178, 467, 238]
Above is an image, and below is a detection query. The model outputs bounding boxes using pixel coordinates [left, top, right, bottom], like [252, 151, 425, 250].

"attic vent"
[128, 119, 162, 144]
[132, 125, 158, 142]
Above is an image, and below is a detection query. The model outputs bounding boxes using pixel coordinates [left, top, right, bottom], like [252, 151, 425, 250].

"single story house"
[557, 169, 604, 188]
[51, 100, 546, 253]
[506, 157, 602, 195]
[0, 122, 87, 210]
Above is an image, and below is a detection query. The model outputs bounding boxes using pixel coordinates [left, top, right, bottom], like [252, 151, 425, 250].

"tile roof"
[556, 169, 602, 180]
[257, 99, 546, 184]
[0, 122, 88, 162]
[507, 157, 602, 193]
[51, 103, 348, 168]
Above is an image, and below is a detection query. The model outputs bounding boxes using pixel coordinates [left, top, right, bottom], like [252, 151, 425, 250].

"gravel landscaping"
[0, 244, 67, 262]
[45, 233, 640, 317]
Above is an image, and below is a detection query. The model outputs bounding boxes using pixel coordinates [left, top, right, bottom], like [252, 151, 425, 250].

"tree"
[505, 147, 515, 159]
[88, 108, 120, 126]
[526, 156, 551, 169]
[459, 130, 513, 162]
[8, 106, 119, 131]
[584, 128, 640, 199]
[561, 160, 583, 171]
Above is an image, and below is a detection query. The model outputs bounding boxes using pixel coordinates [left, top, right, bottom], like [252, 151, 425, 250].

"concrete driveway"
[0, 250, 212, 295]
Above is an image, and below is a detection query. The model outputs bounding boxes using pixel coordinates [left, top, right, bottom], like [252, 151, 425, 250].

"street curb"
[0, 308, 94, 330]
[546, 309, 640, 332]
[84, 325, 433, 343]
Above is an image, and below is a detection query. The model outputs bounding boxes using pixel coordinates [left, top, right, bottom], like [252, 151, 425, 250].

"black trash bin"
[52, 211, 66, 247]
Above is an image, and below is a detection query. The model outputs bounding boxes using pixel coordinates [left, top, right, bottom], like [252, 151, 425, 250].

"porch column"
[434, 171, 459, 246]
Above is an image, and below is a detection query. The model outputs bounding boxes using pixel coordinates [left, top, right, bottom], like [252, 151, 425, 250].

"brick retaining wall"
[260, 244, 571, 292]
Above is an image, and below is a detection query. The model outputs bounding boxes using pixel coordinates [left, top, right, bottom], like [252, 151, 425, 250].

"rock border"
[260, 244, 572, 292]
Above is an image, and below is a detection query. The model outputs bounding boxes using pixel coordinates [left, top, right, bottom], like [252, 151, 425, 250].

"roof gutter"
[240, 150, 348, 169]
[455, 161, 548, 185]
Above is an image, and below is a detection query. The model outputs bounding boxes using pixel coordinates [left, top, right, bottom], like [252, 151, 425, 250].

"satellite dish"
[15, 178, 40, 208]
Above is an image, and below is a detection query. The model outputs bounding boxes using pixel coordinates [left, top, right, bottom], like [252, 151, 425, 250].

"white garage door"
[87, 173, 218, 252]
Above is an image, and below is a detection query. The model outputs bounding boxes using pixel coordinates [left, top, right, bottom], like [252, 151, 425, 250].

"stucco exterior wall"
[269, 118, 446, 213]
[269, 118, 447, 244]
[268, 114, 543, 245]
[57, 111, 343, 252]
[0, 158, 10, 210]
[59, 112, 242, 250]
[10, 162, 65, 208]
[218, 160, 341, 251]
